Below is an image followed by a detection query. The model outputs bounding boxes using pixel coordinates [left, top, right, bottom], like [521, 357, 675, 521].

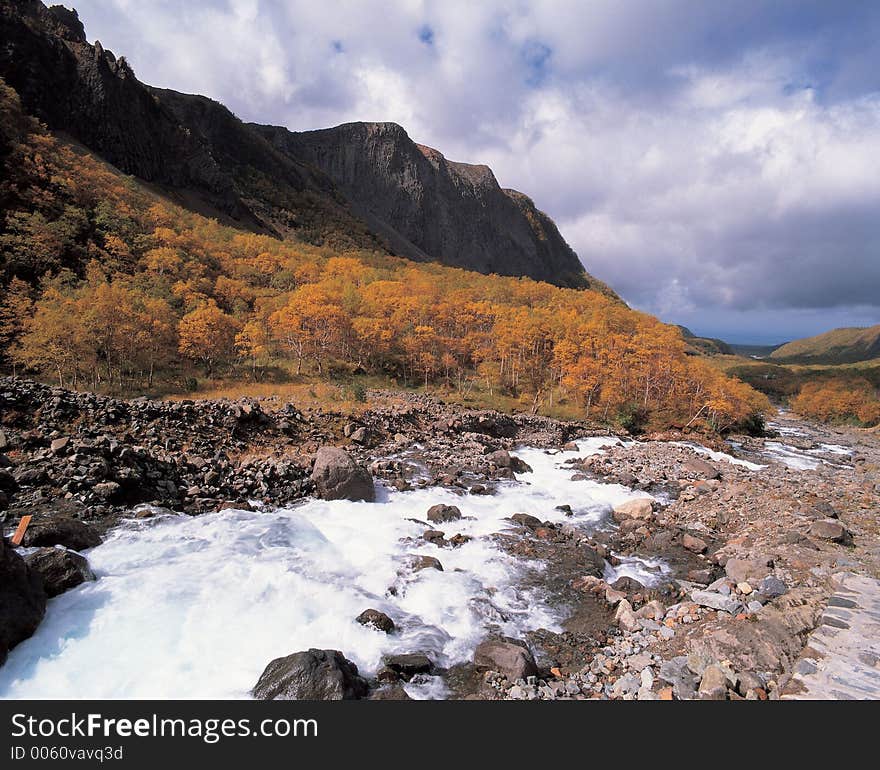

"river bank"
[1, 377, 878, 699]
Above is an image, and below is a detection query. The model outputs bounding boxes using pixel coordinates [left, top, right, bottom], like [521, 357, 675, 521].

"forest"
[0, 79, 769, 434]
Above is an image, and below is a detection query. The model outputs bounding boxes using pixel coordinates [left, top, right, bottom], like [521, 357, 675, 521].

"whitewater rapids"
[0, 438, 664, 700]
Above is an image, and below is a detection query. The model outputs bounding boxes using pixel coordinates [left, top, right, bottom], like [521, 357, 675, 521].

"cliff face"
[0, 1, 604, 290]
[0, 1, 383, 247]
[256, 122, 593, 288]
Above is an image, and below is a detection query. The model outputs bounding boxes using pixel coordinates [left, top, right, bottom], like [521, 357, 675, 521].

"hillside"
[0, 0, 599, 288]
[256, 121, 597, 290]
[0, 72, 768, 433]
[676, 326, 733, 356]
[770, 324, 880, 364]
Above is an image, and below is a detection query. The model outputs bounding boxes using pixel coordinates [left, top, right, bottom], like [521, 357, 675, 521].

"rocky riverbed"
[1, 377, 878, 700]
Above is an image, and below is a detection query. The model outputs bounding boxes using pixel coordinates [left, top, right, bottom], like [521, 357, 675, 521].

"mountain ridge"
[254, 120, 597, 289]
[770, 324, 880, 365]
[0, 1, 602, 290]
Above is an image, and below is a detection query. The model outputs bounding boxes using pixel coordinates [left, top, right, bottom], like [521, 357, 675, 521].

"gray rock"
[681, 456, 720, 479]
[809, 519, 852, 545]
[659, 656, 698, 700]
[724, 557, 772, 584]
[252, 649, 368, 700]
[510, 513, 543, 529]
[382, 653, 433, 679]
[356, 609, 395, 633]
[474, 639, 538, 681]
[612, 672, 640, 697]
[757, 575, 788, 600]
[0, 536, 47, 665]
[21, 518, 101, 551]
[403, 554, 443, 573]
[24, 547, 96, 597]
[690, 590, 744, 615]
[311, 447, 375, 502]
[92, 481, 121, 501]
[426, 504, 462, 524]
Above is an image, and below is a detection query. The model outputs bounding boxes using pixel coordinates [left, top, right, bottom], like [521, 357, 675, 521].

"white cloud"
[70, 0, 880, 339]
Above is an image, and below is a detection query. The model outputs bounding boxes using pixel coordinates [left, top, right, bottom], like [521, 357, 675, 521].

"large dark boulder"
[486, 450, 533, 474]
[311, 447, 375, 502]
[0, 536, 47, 665]
[21, 517, 101, 551]
[25, 547, 96, 597]
[426, 504, 462, 524]
[473, 639, 538, 681]
[251, 649, 368, 700]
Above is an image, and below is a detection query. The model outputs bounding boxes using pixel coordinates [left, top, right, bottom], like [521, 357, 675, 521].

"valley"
[1, 377, 878, 699]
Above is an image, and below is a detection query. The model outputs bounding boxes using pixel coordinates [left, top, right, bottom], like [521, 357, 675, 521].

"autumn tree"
[178, 301, 240, 377]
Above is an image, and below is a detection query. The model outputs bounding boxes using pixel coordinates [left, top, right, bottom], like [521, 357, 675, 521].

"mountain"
[0, 1, 602, 289]
[769, 324, 880, 365]
[729, 343, 781, 359]
[676, 326, 733, 356]
[256, 122, 595, 289]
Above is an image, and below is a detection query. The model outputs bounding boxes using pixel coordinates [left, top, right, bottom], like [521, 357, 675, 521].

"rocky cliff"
[0, 1, 602, 289]
[257, 121, 594, 289]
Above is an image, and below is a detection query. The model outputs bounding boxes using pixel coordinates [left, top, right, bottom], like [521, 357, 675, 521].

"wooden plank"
[10, 515, 32, 546]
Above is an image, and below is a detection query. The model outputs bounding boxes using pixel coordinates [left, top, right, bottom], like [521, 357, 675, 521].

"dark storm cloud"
[72, 0, 880, 340]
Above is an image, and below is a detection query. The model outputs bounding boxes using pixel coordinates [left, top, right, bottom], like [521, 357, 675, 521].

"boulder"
[681, 457, 720, 479]
[612, 497, 654, 522]
[24, 548, 96, 598]
[809, 519, 852, 545]
[614, 599, 640, 632]
[698, 664, 730, 699]
[611, 576, 645, 594]
[356, 609, 395, 633]
[690, 590, 744, 615]
[21, 518, 101, 551]
[0, 537, 47, 665]
[92, 481, 122, 501]
[403, 554, 443, 573]
[50, 437, 70, 455]
[382, 653, 434, 679]
[509, 513, 542, 529]
[311, 447, 375, 502]
[682, 533, 708, 553]
[756, 575, 788, 601]
[724, 557, 771, 585]
[0, 468, 17, 492]
[251, 649, 368, 700]
[486, 449, 532, 473]
[473, 639, 538, 680]
[426, 504, 462, 524]
[658, 656, 698, 700]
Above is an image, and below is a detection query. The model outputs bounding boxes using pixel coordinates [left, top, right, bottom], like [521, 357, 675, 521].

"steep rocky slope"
[0, 1, 602, 288]
[257, 121, 595, 289]
[0, 0, 382, 249]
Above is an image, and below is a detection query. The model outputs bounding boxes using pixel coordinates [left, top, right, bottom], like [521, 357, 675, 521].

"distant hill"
[676, 326, 733, 356]
[769, 324, 880, 365]
[730, 343, 782, 358]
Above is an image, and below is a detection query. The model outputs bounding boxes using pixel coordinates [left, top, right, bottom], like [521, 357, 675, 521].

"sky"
[71, 0, 880, 344]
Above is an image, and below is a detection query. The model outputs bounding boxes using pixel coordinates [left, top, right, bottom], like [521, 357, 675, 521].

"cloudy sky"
[73, 0, 880, 343]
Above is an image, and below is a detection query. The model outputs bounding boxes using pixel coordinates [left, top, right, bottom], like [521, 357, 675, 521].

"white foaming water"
[766, 421, 808, 438]
[670, 441, 766, 471]
[762, 441, 851, 470]
[0, 438, 652, 700]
